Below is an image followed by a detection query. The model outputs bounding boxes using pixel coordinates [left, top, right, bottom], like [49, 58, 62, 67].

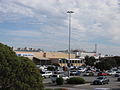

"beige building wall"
[15, 51, 83, 66]
[44, 52, 75, 59]
[15, 51, 75, 59]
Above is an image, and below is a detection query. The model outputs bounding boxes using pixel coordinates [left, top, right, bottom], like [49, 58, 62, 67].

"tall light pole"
[67, 11, 74, 66]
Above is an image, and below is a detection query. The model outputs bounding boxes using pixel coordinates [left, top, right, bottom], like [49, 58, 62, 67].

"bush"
[56, 77, 64, 85]
[67, 77, 85, 84]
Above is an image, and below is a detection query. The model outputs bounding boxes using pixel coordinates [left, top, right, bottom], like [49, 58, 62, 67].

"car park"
[92, 76, 109, 85]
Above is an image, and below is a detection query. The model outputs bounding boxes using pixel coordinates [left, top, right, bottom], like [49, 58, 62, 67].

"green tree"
[85, 56, 96, 66]
[96, 60, 112, 71]
[114, 56, 120, 66]
[95, 57, 117, 71]
[0, 43, 44, 90]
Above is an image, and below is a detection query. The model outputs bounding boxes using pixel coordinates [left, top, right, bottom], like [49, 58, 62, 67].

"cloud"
[8, 30, 42, 37]
[0, 0, 120, 55]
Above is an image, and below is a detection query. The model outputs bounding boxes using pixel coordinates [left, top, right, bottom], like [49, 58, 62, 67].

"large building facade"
[15, 51, 84, 66]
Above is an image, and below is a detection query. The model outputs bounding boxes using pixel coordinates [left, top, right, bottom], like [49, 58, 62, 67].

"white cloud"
[8, 30, 42, 37]
[0, 0, 120, 55]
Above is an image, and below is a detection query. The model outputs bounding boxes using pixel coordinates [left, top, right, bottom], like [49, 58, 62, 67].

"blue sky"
[0, 0, 120, 55]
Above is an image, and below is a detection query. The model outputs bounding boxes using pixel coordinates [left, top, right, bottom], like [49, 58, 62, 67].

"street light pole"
[67, 11, 74, 66]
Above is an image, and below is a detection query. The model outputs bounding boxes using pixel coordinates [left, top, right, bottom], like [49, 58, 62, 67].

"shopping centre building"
[15, 51, 85, 66]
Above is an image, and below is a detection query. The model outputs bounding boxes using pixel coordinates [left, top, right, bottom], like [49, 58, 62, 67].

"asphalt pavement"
[44, 75, 120, 90]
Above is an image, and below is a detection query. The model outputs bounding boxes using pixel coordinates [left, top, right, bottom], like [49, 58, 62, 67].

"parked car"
[106, 70, 116, 75]
[98, 72, 109, 76]
[117, 77, 120, 81]
[41, 71, 52, 78]
[78, 68, 86, 72]
[83, 71, 94, 76]
[114, 71, 120, 77]
[51, 74, 69, 83]
[70, 70, 81, 76]
[92, 76, 109, 85]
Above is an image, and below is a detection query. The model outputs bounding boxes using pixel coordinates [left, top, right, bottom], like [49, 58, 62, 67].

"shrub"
[56, 77, 64, 85]
[67, 77, 85, 84]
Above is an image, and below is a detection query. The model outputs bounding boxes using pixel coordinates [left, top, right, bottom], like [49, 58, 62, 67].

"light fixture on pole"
[67, 11, 74, 66]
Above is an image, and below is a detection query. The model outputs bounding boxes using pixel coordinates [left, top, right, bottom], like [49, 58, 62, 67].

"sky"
[0, 0, 120, 56]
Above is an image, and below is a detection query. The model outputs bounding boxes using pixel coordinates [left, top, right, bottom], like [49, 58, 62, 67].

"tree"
[0, 43, 44, 90]
[114, 56, 120, 66]
[85, 56, 96, 66]
[95, 57, 117, 71]
[96, 60, 112, 71]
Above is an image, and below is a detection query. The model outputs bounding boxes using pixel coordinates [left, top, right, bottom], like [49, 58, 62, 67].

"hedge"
[67, 77, 85, 84]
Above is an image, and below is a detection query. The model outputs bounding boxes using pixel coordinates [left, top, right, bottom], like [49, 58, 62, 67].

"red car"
[98, 72, 109, 76]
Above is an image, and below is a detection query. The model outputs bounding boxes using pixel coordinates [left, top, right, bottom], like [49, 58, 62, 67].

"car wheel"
[52, 81, 55, 83]
[101, 82, 103, 85]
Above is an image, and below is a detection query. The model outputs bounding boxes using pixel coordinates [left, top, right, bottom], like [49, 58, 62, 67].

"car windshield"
[97, 77, 104, 79]
[41, 72, 45, 74]
[52, 75, 57, 77]
[116, 72, 120, 73]
[47, 72, 51, 73]
[108, 70, 112, 72]
[71, 71, 76, 72]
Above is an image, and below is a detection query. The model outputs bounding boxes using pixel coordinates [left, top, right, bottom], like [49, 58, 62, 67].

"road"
[44, 75, 120, 90]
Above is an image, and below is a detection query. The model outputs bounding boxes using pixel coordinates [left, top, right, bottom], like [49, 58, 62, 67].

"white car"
[51, 74, 69, 83]
[41, 71, 52, 78]
[106, 70, 116, 75]
[78, 68, 86, 72]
